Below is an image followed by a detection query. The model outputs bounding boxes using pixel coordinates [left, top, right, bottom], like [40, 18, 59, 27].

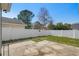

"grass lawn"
[32, 35, 79, 47]
[3, 35, 79, 47]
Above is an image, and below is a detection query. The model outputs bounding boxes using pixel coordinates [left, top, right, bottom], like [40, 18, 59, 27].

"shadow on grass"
[2, 35, 79, 47]
[2, 35, 48, 44]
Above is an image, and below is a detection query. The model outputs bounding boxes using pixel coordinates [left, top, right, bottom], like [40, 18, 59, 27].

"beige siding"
[2, 23, 25, 28]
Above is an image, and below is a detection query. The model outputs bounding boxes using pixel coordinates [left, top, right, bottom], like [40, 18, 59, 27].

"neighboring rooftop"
[72, 23, 79, 30]
[2, 17, 24, 24]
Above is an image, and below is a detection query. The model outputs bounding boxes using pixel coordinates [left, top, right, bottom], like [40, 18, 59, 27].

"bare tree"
[38, 8, 50, 28]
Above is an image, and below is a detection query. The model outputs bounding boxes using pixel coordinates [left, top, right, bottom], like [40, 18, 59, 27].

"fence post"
[2, 43, 10, 56]
[61, 30, 63, 37]
[73, 30, 76, 38]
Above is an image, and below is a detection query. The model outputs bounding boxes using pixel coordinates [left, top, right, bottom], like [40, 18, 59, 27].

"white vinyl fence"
[51, 30, 79, 39]
[2, 28, 50, 41]
[2, 28, 79, 41]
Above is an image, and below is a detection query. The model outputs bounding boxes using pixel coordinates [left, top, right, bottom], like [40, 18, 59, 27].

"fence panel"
[51, 30, 79, 39]
[2, 28, 79, 41]
[2, 28, 51, 41]
[75, 30, 79, 39]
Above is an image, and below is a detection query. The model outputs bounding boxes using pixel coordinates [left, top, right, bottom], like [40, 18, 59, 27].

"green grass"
[3, 35, 79, 47]
[33, 35, 79, 47]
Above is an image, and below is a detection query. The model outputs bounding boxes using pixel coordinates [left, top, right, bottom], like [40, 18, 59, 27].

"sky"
[2, 3, 79, 24]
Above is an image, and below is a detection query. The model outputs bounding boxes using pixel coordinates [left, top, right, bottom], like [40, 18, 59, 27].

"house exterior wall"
[1, 3, 11, 12]
[0, 3, 11, 55]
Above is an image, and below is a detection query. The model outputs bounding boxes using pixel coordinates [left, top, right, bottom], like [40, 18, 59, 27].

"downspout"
[0, 4, 2, 56]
